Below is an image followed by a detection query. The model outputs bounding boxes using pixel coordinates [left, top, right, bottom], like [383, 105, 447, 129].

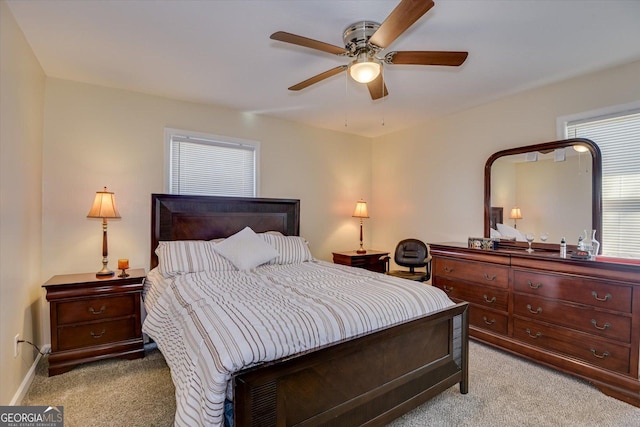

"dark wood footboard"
[234, 302, 469, 427]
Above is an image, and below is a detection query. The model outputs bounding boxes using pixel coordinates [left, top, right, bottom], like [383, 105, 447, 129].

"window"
[561, 104, 640, 258]
[165, 128, 259, 197]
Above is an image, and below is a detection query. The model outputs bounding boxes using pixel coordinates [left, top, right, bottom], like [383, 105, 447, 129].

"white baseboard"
[9, 344, 51, 406]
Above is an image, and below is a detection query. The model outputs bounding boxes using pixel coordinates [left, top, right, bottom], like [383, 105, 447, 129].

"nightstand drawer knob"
[90, 329, 106, 339]
[88, 305, 106, 315]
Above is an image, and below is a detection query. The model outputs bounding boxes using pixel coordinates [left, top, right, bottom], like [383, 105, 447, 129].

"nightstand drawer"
[57, 294, 136, 324]
[57, 317, 138, 351]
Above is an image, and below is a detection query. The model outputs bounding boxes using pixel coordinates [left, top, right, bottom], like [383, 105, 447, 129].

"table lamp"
[87, 187, 121, 276]
[352, 200, 369, 254]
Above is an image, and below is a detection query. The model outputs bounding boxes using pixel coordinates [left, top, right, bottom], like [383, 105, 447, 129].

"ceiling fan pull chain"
[344, 70, 349, 127]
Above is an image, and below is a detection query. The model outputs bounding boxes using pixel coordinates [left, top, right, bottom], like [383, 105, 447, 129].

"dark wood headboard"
[490, 207, 503, 230]
[150, 194, 300, 269]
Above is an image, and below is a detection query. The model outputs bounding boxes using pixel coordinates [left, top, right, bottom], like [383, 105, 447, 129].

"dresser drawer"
[435, 277, 508, 311]
[514, 318, 631, 374]
[513, 270, 632, 313]
[513, 294, 631, 343]
[57, 317, 139, 351]
[434, 258, 509, 289]
[469, 305, 508, 335]
[56, 294, 137, 324]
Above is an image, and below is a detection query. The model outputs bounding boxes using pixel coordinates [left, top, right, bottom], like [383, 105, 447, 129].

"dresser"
[430, 242, 640, 407]
[332, 250, 389, 273]
[43, 269, 145, 375]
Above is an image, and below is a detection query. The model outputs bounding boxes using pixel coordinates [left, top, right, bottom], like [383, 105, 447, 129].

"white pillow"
[496, 223, 526, 242]
[213, 227, 279, 270]
[490, 228, 502, 239]
[260, 234, 314, 264]
[155, 240, 236, 278]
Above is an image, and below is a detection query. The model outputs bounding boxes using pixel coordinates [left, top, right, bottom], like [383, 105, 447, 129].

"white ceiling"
[7, 0, 640, 138]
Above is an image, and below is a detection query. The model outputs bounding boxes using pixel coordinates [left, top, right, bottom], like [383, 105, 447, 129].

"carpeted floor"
[22, 342, 640, 426]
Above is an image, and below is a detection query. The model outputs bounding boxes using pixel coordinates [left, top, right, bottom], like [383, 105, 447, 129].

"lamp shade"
[509, 207, 523, 220]
[87, 187, 121, 219]
[352, 200, 369, 218]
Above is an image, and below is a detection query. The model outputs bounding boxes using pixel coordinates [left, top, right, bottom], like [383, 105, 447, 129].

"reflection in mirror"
[484, 138, 602, 250]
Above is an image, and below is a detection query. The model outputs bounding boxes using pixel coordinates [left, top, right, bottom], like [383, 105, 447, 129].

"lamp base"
[96, 269, 114, 277]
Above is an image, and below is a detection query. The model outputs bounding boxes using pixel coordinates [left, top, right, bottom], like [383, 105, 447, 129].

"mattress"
[142, 260, 454, 427]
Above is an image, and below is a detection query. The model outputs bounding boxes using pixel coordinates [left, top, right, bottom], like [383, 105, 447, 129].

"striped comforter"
[142, 260, 454, 427]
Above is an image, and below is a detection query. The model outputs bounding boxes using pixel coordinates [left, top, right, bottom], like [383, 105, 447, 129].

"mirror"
[484, 138, 602, 250]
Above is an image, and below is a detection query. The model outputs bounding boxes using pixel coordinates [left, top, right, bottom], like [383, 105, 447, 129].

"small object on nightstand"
[117, 258, 129, 277]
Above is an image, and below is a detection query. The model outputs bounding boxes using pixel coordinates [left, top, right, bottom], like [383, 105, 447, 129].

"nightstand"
[332, 250, 389, 273]
[43, 268, 145, 376]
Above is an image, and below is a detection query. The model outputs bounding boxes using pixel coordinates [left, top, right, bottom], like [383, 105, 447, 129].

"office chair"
[384, 239, 431, 282]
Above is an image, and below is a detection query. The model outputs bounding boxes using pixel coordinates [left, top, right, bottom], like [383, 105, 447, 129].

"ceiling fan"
[270, 0, 468, 100]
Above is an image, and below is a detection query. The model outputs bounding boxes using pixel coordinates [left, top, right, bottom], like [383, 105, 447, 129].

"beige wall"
[371, 59, 640, 256]
[41, 79, 373, 283]
[0, 1, 45, 405]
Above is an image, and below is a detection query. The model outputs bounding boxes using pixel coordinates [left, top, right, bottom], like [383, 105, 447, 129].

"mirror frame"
[484, 138, 602, 250]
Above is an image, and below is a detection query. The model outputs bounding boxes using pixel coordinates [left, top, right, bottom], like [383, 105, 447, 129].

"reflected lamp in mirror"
[87, 187, 121, 277]
[509, 207, 523, 229]
[352, 200, 369, 254]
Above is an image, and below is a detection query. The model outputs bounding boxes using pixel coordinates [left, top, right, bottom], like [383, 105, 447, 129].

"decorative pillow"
[213, 227, 279, 270]
[489, 228, 502, 239]
[261, 234, 314, 264]
[156, 240, 236, 278]
[496, 223, 526, 242]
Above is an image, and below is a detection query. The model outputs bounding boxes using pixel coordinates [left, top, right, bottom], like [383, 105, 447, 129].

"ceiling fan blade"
[369, 0, 435, 49]
[367, 74, 389, 100]
[270, 31, 348, 55]
[386, 51, 468, 66]
[288, 65, 348, 91]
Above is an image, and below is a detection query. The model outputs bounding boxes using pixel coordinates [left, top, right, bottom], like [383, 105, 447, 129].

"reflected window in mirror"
[564, 108, 640, 259]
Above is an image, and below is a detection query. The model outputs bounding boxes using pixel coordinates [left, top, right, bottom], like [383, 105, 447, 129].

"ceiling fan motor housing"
[343, 21, 381, 56]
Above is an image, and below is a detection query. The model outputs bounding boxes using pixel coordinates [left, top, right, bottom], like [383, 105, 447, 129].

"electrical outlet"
[14, 334, 20, 357]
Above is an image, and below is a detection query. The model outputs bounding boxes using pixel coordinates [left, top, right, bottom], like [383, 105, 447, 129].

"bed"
[143, 193, 469, 427]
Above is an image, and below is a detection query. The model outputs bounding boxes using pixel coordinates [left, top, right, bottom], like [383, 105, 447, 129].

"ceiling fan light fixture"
[349, 55, 381, 84]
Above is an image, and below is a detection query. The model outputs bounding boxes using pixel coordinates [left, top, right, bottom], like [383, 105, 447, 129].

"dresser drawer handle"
[443, 285, 453, 293]
[590, 348, 610, 359]
[444, 266, 454, 273]
[525, 328, 542, 339]
[88, 305, 106, 315]
[591, 291, 612, 302]
[526, 304, 542, 314]
[482, 316, 495, 325]
[591, 319, 611, 330]
[90, 329, 106, 339]
[483, 273, 497, 281]
[528, 281, 543, 290]
[483, 295, 497, 303]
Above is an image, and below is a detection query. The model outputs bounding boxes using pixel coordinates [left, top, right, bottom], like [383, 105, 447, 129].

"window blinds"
[567, 110, 640, 258]
[170, 135, 256, 197]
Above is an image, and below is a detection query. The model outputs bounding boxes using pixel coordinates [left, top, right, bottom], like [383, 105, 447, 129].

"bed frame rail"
[234, 302, 469, 426]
